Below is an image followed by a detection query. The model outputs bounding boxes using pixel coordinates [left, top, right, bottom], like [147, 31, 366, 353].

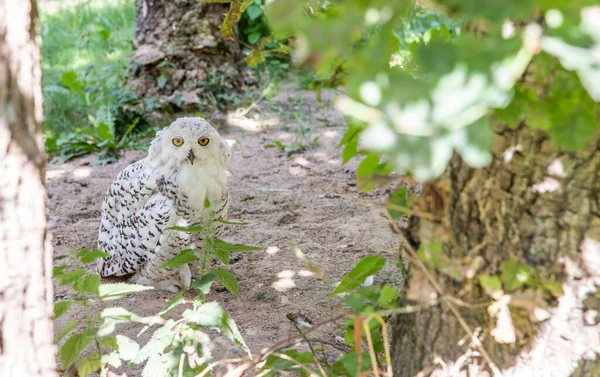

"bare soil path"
[48, 85, 401, 375]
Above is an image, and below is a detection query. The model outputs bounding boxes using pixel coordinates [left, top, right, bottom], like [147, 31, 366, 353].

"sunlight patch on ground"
[297, 269, 314, 277]
[225, 112, 280, 132]
[275, 133, 294, 142]
[272, 277, 295, 292]
[272, 269, 319, 292]
[223, 138, 237, 148]
[323, 130, 339, 139]
[289, 166, 308, 177]
[277, 270, 296, 279]
[72, 167, 92, 179]
[47, 168, 66, 180]
[265, 246, 279, 255]
[293, 156, 310, 167]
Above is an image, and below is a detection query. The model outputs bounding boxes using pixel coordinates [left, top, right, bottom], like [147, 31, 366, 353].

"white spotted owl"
[96, 117, 231, 292]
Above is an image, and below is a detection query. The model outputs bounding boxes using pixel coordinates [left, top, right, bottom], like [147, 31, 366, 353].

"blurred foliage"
[255, 1, 600, 374]
[266, 0, 600, 181]
[40, 0, 152, 156]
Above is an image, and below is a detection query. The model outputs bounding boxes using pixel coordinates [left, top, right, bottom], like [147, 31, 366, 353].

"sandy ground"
[48, 85, 402, 375]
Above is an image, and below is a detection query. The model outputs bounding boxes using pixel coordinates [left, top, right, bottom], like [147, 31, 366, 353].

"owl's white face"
[156, 117, 223, 167]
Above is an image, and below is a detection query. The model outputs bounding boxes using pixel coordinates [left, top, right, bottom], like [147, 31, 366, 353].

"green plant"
[40, 0, 151, 161]
[45, 107, 155, 164]
[54, 200, 259, 376]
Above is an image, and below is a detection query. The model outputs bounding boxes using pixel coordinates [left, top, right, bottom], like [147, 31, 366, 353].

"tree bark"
[0, 0, 57, 376]
[391, 124, 600, 376]
[130, 0, 245, 109]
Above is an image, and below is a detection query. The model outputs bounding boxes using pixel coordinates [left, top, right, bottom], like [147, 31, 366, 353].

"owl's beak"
[187, 150, 195, 165]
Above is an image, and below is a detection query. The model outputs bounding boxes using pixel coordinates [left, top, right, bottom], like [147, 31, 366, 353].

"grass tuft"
[40, 0, 139, 161]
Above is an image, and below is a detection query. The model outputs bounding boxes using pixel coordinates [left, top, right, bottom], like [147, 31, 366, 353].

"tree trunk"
[391, 124, 600, 376]
[0, 0, 57, 376]
[130, 0, 246, 110]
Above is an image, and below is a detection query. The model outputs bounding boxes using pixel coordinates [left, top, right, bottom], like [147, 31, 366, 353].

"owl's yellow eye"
[172, 137, 184, 147]
[198, 137, 210, 146]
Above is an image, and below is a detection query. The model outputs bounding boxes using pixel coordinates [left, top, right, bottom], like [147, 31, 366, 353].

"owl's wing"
[97, 159, 166, 276]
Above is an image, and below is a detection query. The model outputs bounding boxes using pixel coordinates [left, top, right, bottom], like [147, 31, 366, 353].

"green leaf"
[246, 4, 263, 20]
[78, 250, 110, 264]
[98, 283, 153, 300]
[356, 154, 380, 177]
[479, 274, 503, 298]
[102, 351, 122, 369]
[56, 269, 86, 286]
[54, 299, 72, 319]
[331, 255, 386, 295]
[166, 224, 203, 232]
[61, 71, 80, 91]
[116, 335, 140, 361]
[214, 238, 262, 252]
[158, 289, 186, 317]
[211, 267, 239, 296]
[221, 312, 252, 358]
[60, 333, 93, 368]
[215, 247, 230, 265]
[131, 320, 176, 365]
[247, 32, 261, 44]
[73, 275, 101, 295]
[261, 349, 317, 374]
[342, 135, 358, 164]
[221, 1, 242, 40]
[98, 307, 143, 337]
[548, 105, 597, 151]
[156, 75, 166, 88]
[53, 265, 68, 276]
[56, 320, 78, 342]
[417, 241, 444, 269]
[387, 187, 409, 218]
[192, 272, 218, 294]
[247, 49, 266, 67]
[100, 336, 118, 350]
[378, 284, 398, 307]
[99, 28, 111, 41]
[100, 307, 143, 322]
[456, 117, 493, 168]
[96, 123, 113, 141]
[500, 261, 533, 292]
[142, 353, 164, 377]
[339, 351, 373, 375]
[158, 249, 197, 269]
[216, 219, 249, 226]
[183, 302, 223, 327]
[77, 352, 101, 377]
[543, 279, 563, 297]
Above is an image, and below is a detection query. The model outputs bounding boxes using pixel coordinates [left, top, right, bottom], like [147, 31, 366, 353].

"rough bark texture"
[130, 0, 246, 109]
[392, 124, 600, 377]
[0, 0, 57, 376]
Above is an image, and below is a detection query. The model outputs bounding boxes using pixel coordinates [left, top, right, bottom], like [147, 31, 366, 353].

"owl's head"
[148, 117, 230, 168]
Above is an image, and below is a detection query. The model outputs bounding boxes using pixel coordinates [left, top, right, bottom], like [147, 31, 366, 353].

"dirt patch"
[49, 84, 401, 375]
